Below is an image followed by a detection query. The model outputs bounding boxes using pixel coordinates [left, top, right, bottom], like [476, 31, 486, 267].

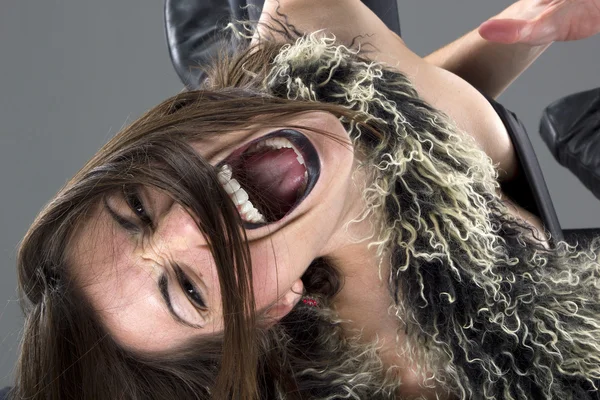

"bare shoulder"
[258, 0, 518, 181]
[415, 64, 519, 180]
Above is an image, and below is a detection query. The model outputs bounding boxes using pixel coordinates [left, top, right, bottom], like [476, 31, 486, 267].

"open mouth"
[216, 129, 320, 228]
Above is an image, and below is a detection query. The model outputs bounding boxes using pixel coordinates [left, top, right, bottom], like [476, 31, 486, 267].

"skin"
[70, 111, 370, 351]
[479, 0, 600, 45]
[259, 0, 519, 179]
[69, 1, 557, 353]
[254, 2, 556, 397]
[68, 0, 600, 396]
[428, 0, 600, 99]
[69, 110, 435, 394]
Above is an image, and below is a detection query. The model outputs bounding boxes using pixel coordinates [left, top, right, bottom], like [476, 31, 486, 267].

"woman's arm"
[425, 1, 550, 99]
[425, 32, 549, 100]
[425, 0, 600, 99]
[256, 0, 520, 180]
[260, 1, 543, 100]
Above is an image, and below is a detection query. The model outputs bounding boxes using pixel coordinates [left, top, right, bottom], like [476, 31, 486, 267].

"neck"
[329, 242, 396, 347]
[327, 235, 453, 400]
[318, 164, 452, 398]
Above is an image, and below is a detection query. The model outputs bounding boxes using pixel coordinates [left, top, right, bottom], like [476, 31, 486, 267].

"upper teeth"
[216, 136, 310, 224]
[217, 164, 266, 224]
[251, 137, 306, 166]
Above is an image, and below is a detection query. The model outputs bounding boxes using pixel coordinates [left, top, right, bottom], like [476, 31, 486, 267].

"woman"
[8, 0, 600, 399]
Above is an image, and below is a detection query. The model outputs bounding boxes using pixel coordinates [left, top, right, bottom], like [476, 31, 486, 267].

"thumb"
[479, 18, 532, 44]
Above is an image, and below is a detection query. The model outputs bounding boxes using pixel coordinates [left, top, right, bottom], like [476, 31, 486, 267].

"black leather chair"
[539, 87, 600, 244]
[540, 87, 600, 201]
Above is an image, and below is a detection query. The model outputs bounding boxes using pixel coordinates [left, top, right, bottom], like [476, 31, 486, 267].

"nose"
[153, 203, 208, 251]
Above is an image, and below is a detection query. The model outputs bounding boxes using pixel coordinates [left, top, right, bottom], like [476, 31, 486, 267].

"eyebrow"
[102, 197, 203, 330]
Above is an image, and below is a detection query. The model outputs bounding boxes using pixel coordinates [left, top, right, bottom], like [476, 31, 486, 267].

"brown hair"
[14, 15, 600, 400]
[11, 30, 392, 399]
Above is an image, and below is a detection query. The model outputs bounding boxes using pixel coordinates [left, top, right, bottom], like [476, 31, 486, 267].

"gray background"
[1, 0, 598, 388]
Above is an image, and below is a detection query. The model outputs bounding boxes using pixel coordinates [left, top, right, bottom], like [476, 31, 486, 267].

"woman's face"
[70, 112, 366, 351]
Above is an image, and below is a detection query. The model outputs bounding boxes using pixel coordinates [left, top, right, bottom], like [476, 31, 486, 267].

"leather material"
[563, 228, 600, 246]
[164, 0, 261, 89]
[164, 0, 401, 89]
[540, 87, 600, 200]
[487, 97, 565, 243]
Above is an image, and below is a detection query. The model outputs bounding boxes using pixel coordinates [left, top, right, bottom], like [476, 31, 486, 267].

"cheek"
[249, 244, 282, 298]
[248, 240, 297, 305]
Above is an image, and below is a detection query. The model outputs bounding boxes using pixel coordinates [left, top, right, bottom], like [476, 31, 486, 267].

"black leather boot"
[540, 87, 600, 200]
[164, 0, 400, 90]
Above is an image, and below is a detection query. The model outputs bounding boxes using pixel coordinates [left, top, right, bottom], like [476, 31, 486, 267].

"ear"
[263, 279, 304, 324]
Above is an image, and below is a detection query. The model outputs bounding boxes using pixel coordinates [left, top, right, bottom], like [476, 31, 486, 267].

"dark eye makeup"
[123, 186, 153, 228]
[174, 263, 207, 310]
[103, 196, 139, 233]
[102, 186, 151, 234]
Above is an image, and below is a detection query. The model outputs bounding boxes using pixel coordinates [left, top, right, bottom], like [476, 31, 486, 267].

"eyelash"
[123, 186, 153, 228]
[175, 265, 207, 310]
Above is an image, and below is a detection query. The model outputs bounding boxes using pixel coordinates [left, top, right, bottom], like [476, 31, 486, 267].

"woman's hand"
[479, 0, 600, 45]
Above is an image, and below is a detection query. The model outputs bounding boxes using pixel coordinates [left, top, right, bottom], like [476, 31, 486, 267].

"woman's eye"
[174, 265, 207, 310]
[181, 277, 207, 310]
[123, 187, 152, 226]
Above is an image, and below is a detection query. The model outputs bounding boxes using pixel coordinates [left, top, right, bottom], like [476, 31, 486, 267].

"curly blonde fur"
[16, 26, 600, 400]
[258, 32, 600, 399]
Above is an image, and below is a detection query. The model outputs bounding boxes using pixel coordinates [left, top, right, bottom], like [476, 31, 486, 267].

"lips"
[216, 129, 320, 228]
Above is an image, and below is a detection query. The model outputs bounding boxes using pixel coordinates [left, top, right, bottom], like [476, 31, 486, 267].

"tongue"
[242, 148, 306, 206]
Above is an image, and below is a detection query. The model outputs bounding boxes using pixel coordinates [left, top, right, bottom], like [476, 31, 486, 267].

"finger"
[478, 18, 531, 44]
